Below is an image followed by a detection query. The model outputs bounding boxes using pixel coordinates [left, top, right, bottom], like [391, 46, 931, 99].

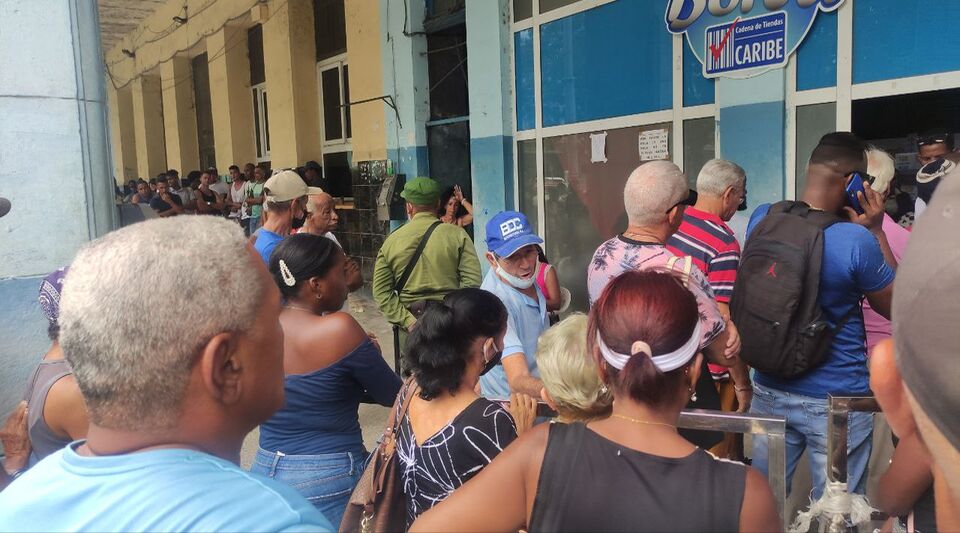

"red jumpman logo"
[767, 262, 777, 278]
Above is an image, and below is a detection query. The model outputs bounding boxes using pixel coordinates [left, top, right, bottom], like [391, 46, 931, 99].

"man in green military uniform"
[373, 177, 482, 371]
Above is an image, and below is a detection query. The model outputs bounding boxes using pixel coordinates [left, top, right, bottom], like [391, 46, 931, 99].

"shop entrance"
[851, 88, 960, 224]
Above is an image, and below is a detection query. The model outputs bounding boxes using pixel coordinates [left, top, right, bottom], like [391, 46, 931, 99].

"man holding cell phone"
[742, 132, 896, 502]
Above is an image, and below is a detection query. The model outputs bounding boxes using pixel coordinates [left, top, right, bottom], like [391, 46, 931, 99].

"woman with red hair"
[410, 270, 779, 532]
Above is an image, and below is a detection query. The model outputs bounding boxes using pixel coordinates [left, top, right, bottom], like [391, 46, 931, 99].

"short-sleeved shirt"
[0, 442, 332, 532]
[259, 338, 402, 455]
[248, 181, 266, 218]
[149, 193, 183, 214]
[747, 204, 895, 397]
[255, 229, 285, 264]
[587, 236, 725, 349]
[479, 269, 548, 399]
[397, 395, 517, 527]
[372, 213, 482, 329]
[863, 213, 909, 353]
[666, 207, 742, 304]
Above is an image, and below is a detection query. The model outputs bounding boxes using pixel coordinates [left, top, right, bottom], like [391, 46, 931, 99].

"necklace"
[611, 413, 676, 429]
[621, 231, 662, 243]
[283, 304, 315, 314]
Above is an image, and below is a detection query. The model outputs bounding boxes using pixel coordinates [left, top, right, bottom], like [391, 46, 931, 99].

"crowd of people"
[0, 130, 958, 533]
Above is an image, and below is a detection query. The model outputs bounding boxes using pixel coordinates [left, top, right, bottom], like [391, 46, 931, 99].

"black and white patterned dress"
[397, 396, 518, 527]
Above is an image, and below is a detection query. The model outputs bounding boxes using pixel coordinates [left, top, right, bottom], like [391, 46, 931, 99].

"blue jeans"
[750, 383, 873, 501]
[247, 216, 261, 235]
[250, 447, 367, 528]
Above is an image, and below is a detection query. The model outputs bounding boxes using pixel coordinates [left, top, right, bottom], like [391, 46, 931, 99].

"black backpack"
[730, 201, 845, 378]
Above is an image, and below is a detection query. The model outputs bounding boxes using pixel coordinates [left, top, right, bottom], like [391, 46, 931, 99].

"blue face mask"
[496, 258, 539, 290]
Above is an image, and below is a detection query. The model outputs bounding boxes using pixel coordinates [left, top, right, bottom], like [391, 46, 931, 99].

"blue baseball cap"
[485, 211, 543, 258]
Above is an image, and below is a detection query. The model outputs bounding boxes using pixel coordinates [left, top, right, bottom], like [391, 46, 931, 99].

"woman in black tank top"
[409, 271, 781, 533]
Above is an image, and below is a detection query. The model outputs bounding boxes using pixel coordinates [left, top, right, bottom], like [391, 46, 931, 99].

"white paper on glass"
[639, 129, 670, 161]
[590, 132, 608, 163]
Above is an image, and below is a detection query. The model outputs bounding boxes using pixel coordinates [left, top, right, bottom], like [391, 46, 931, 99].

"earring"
[599, 384, 608, 395]
[689, 387, 697, 402]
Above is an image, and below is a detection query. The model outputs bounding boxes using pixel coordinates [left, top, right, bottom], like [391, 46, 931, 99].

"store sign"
[666, 0, 845, 79]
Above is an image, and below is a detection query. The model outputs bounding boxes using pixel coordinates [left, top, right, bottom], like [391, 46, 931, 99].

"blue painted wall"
[717, 70, 787, 210]
[796, 8, 837, 91]
[539, 0, 672, 126]
[683, 41, 715, 107]
[854, 0, 960, 84]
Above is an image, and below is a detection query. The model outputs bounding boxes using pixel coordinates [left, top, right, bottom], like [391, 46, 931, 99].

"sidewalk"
[240, 294, 396, 468]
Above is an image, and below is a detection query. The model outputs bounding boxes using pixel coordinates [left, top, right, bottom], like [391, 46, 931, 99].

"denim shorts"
[250, 447, 368, 528]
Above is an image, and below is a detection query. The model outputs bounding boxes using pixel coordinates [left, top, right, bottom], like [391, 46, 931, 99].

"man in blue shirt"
[0, 216, 332, 532]
[479, 211, 548, 400]
[254, 169, 323, 263]
[748, 132, 896, 501]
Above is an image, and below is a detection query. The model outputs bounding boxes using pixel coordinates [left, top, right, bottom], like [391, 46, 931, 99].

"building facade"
[104, 0, 960, 309]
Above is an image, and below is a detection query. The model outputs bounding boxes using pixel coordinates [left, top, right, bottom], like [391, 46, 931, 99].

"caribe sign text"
[666, 0, 845, 79]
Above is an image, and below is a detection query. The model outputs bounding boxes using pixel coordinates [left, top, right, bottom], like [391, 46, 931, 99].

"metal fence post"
[824, 394, 884, 532]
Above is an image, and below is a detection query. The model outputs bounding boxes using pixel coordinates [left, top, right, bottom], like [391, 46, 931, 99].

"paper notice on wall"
[590, 132, 608, 163]
[639, 129, 670, 161]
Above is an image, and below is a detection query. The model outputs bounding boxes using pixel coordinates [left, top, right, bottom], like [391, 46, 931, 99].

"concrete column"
[466, 0, 515, 249]
[345, 0, 387, 162]
[380, 0, 430, 178]
[262, 0, 322, 168]
[108, 84, 138, 183]
[160, 56, 200, 174]
[131, 74, 167, 179]
[0, 0, 117, 416]
[208, 25, 255, 168]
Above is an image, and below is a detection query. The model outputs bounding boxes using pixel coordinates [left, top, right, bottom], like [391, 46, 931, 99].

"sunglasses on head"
[918, 134, 951, 147]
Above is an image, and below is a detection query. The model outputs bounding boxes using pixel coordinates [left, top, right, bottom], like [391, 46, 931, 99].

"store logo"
[665, 0, 845, 79]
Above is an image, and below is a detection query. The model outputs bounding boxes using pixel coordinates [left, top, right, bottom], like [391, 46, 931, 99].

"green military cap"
[400, 176, 441, 205]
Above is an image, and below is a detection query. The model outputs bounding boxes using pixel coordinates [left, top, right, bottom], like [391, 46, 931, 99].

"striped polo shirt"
[666, 207, 741, 304]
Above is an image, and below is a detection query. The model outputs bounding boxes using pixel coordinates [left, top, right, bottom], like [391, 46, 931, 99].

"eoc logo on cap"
[665, 0, 844, 79]
[499, 218, 524, 239]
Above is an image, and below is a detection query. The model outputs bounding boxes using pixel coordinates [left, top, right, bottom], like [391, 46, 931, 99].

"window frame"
[510, 0, 718, 248]
[252, 82, 270, 163]
[317, 53, 352, 153]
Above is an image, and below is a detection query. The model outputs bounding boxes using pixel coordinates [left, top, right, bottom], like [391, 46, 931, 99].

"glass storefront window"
[542, 124, 672, 312]
[513, 0, 532, 22]
[517, 140, 538, 235]
[683, 117, 716, 188]
[795, 102, 837, 197]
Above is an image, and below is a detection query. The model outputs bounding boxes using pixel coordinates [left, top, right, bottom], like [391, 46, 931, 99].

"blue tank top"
[259, 338, 402, 455]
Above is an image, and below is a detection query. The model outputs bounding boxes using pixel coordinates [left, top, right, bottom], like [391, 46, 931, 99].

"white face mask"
[496, 258, 538, 290]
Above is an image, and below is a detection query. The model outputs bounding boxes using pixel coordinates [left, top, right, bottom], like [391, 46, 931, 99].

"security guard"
[372, 177, 482, 372]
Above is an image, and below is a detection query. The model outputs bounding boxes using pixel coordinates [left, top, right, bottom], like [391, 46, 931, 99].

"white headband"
[597, 321, 702, 372]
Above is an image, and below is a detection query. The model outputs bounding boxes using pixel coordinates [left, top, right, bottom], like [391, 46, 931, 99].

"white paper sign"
[639, 129, 670, 161]
[590, 132, 608, 163]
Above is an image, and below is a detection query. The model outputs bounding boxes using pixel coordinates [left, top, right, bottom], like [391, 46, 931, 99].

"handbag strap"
[387, 377, 418, 435]
[395, 220, 442, 294]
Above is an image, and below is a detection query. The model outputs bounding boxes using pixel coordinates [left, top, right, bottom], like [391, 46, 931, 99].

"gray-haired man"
[0, 217, 332, 532]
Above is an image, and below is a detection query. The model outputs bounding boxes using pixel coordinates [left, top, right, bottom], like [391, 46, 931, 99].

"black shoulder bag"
[391, 220, 442, 374]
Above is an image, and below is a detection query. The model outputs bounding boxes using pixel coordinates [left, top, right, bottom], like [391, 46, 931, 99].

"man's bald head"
[305, 192, 339, 234]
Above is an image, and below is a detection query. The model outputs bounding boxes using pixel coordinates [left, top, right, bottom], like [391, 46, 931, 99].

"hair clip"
[279, 259, 296, 287]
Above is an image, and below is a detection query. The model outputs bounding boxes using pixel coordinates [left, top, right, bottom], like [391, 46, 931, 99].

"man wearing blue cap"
[479, 211, 548, 399]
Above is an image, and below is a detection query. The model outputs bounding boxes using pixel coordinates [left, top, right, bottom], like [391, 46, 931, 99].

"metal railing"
[678, 409, 788, 530]
[824, 394, 887, 533]
[492, 401, 790, 529]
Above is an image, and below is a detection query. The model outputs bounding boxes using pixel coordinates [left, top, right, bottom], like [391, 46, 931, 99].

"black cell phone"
[495, 399, 558, 418]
